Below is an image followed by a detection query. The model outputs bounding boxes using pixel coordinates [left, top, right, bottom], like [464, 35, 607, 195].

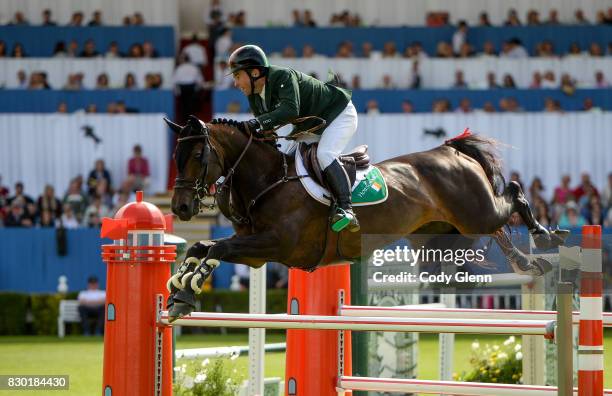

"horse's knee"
[186, 241, 215, 259]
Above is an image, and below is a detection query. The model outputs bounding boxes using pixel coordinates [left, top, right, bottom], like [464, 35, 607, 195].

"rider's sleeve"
[256, 71, 300, 129]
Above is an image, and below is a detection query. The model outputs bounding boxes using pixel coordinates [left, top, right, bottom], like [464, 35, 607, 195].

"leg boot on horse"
[324, 159, 360, 232]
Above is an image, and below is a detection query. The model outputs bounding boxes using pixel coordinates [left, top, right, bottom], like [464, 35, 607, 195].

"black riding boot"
[323, 160, 360, 232]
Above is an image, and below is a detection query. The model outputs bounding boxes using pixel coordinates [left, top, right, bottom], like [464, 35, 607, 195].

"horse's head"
[165, 115, 223, 221]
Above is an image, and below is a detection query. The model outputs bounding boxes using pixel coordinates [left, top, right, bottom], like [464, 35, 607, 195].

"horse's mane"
[207, 119, 280, 150]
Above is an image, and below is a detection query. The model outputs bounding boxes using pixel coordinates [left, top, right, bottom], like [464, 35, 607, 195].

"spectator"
[528, 177, 545, 202]
[88, 10, 103, 26]
[114, 101, 128, 114]
[10, 11, 29, 25]
[360, 42, 373, 58]
[432, 98, 451, 112]
[145, 73, 163, 89]
[583, 195, 605, 225]
[452, 70, 467, 88]
[401, 100, 414, 113]
[8, 182, 34, 208]
[602, 173, 612, 209]
[567, 42, 583, 56]
[589, 43, 603, 56]
[86, 104, 98, 113]
[63, 178, 88, 222]
[558, 201, 587, 228]
[435, 41, 453, 57]
[38, 209, 56, 228]
[536, 40, 556, 57]
[529, 71, 542, 88]
[456, 97, 472, 113]
[411, 41, 428, 60]
[53, 41, 67, 57]
[382, 42, 398, 58]
[68, 11, 84, 26]
[594, 70, 609, 87]
[302, 44, 319, 58]
[560, 73, 576, 95]
[410, 60, 422, 89]
[543, 97, 561, 112]
[57, 102, 68, 113]
[510, 171, 525, 191]
[37, 185, 62, 219]
[11, 43, 26, 58]
[96, 73, 110, 89]
[501, 38, 528, 58]
[457, 42, 475, 57]
[131, 12, 144, 25]
[541, 70, 556, 88]
[292, 9, 303, 27]
[303, 10, 317, 27]
[574, 9, 590, 24]
[87, 159, 112, 197]
[582, 97, 598, 111]
[173, 53, 204, 117]
[0, 40, 5, 57]
[215, 28, 233, 60]
[499, 97, 522, 112]
[128, 43, 143, 58]
[478, 12, 491, 26]
[480, 41, 497, 57]
[502, 74, 516, 88]
[80, 39, 100, 58]
[526, 10, 541, 25]
[365, 100, 380, 115]
[546, 9, 560, 25]
[0, 175, 9, 219]
[282, 45, 297, 58]
[533, 197, 551, 226]
[105, 42, 122, 58]
[14, 70, 25, 88]
[66, 40, 79, 57]
[42, 9, 56, 25]
[124, 73, 137, 89]
[486, 72, 499, 88]
[379, 74, 396, 89]
[452, 20, 468, 55]
[181, 35, 208, 67]
[63, 73, 83, 90]
[4, 201, 33, 227]
[483, 101, 496, 112]
[573, 173, 599, 202]
[126, 145, 150, 192]
[60, 204, 80, 228]
[208, 7, 226, 53]
[597, 10, 608, 24]
[350, 75, 361, 89]
[142, 41, 159, 58]
[82, 196, 110, 227]
[77, 276, 106, 336]
[504, 9, 522, 26]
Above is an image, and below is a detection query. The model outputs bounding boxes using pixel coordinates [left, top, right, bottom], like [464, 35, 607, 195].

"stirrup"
[331, 208, 359, 232]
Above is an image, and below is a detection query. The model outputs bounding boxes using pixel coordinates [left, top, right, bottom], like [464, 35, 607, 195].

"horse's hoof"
[168, 302, 193, 323]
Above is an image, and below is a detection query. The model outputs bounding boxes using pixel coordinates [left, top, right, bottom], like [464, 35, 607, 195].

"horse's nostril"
[179, 204, 189, 214]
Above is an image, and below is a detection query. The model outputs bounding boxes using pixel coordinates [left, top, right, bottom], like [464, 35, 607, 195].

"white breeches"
[283, 101, 358, 169]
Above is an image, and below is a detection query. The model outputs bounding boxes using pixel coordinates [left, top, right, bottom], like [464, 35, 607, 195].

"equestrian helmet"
[228, 45, 269, 74]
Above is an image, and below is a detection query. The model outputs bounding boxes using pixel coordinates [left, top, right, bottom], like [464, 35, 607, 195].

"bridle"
[174, 117, 326, 226]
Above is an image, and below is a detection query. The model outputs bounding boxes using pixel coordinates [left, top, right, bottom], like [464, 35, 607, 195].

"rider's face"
[232, 69, 262, 95]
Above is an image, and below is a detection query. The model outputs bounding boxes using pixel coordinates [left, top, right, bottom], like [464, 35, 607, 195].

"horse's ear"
[164, 117, 182, 134]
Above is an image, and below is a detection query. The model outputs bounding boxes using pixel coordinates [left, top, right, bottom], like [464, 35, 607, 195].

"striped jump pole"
[338, 305, 612, 326]
[158, 311, 556, 337]
[579, 225, 603, 396]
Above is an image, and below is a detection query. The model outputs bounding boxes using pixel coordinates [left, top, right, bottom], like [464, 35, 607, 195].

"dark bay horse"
[163, 116, 567, 321]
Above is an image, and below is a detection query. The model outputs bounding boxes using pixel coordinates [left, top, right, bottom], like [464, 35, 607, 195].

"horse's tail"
[444, 134, 506, 196]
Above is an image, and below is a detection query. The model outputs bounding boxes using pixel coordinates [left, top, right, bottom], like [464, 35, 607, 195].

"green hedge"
[0, 290, 288, 336]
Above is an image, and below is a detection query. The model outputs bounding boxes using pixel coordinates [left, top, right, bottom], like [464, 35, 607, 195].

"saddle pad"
[296, 146, 388, 207]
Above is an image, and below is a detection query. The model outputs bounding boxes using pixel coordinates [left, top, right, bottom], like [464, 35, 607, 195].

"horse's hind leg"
[506, 181, 569, 250]
[493, 228, 552, 276]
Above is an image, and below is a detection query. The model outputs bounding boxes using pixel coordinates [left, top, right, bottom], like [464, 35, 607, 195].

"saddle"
[298, 143, 370, 187]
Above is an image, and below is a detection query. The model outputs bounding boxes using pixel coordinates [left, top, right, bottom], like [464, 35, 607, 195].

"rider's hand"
[243, 119, 262, 135]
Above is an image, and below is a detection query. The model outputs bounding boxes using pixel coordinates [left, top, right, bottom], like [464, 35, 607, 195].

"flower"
[201, 358, 210, 367]
[182, 375, 194, 389]
[471, 341, 480, 350]
[194, 373, 207, 383]
[515, 352, 523, 361]
[514, 344, 522, 352]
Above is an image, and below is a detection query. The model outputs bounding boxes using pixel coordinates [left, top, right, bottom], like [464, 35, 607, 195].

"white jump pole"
[159, 312, 555, 336]
[248, 265, 266, 396]
[338, 377, 612, 396]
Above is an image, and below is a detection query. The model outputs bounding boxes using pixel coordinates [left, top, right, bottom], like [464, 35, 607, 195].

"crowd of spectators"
[5, 9, 146, 26]
[0, 145, 151, 228]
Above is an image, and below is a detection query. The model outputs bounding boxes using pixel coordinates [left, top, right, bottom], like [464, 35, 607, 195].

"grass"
[0, 331, 611, 395]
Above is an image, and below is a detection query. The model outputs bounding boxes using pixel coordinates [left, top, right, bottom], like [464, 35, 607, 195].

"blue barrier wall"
[0, 26, 175, 57]
[214, 88, 612, 113]
[0, 90, 174, 115]
[0, 229, 108, 293]
[233, 26, 612, 56]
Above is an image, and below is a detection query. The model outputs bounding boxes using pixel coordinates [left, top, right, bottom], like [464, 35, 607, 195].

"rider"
[227, 44, 360, 232]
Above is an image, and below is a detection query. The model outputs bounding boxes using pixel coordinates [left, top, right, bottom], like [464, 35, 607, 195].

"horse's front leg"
[168, 233, 280, 322]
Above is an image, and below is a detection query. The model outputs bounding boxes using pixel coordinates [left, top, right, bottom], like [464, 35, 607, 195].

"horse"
[163, 115, 568, 321]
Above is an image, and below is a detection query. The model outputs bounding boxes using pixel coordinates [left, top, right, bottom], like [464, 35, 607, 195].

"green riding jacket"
[247, 65, 352, 136]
